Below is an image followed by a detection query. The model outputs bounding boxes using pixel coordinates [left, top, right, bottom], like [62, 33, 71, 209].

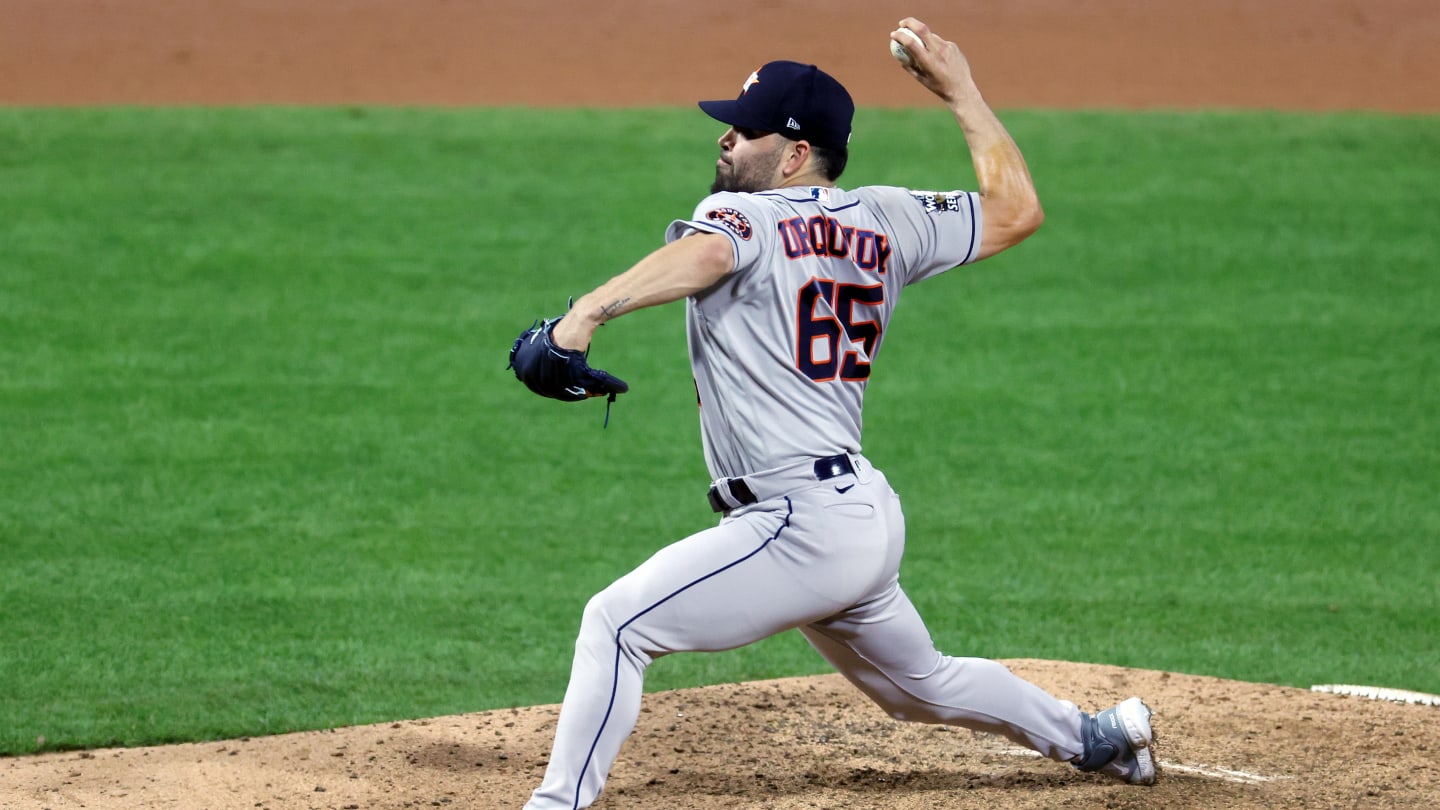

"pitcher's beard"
[711, 149, 783, 194]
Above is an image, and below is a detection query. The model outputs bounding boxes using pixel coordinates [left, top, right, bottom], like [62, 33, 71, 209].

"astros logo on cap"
[741, 69, 761, 93]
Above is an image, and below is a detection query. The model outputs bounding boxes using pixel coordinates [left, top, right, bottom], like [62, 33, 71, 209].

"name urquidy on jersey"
[778, 215, 892, 274]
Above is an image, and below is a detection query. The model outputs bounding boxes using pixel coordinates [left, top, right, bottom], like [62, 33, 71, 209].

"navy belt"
[706, 453, 855, 513]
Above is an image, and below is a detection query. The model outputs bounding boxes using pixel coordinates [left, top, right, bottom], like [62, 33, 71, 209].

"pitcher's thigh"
[588, 509, 859, 657]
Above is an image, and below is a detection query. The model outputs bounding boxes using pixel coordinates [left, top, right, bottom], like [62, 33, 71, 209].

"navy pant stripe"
[571, 498, 793, 808]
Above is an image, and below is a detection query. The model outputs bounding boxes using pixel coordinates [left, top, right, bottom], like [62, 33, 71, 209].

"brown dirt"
[6, 662, 1439, 809]
[2, 0, 1438, 111]
[4, 1, 1439, 808]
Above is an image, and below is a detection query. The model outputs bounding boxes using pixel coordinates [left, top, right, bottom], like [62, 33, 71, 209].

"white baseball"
[889, 28, 925, 66]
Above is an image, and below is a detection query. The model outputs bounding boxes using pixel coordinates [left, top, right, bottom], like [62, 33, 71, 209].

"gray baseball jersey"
[666, 185, 982, 479]
[525, 184, 1094, 810]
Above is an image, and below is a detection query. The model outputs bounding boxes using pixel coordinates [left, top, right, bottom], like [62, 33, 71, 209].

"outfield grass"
[0, 107, 1436, 755]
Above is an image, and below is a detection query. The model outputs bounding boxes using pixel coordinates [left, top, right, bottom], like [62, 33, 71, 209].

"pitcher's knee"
[580, 591, 617, 633]
[573, 591, 622, 654]
[576, 589, 656, 667]
[956, 657, 1011, 679]
[881, 704, 934, 723]
[876, 692, 953, 724]
[576, 585, 627, 637]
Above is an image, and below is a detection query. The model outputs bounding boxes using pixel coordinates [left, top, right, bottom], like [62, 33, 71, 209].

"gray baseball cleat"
[1073, 696, 1156, 785]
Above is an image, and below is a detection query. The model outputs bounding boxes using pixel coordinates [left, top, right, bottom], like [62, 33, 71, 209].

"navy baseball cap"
[698, 61, 854, 151]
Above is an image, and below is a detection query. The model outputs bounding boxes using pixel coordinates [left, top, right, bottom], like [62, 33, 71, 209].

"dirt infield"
[4, 1, 1439, 808]
[3, 0, 1438, 111]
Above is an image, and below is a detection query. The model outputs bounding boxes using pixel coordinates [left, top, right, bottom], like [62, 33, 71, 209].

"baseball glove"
[508, 317, 629, 403]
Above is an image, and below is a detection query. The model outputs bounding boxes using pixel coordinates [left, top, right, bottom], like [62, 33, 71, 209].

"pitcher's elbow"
[1002, 197, 1044, 247]
[978, 199, 1044, 259]
[1018, 202, 1044, 240]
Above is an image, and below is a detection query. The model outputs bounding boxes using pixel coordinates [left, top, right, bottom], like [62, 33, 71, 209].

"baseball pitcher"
[508, 18, 1157, 809]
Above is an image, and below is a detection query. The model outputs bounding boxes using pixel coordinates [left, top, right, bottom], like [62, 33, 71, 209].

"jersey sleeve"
[864, 186, 984, 286]
[664, 192, 774, 275]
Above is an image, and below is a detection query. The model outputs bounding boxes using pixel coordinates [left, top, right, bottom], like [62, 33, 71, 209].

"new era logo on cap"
[698, 61, 854, 151]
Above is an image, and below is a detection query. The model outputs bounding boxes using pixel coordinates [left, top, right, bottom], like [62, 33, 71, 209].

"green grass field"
[1, 107, 1436, 755]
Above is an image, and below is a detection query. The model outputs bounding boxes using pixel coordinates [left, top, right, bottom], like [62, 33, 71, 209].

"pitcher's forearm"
[551, 233, 734, 351]
[949, 94, 1044, 256]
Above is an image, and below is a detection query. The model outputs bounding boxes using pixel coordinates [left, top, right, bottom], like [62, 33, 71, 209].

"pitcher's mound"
[5, 660, 1437, 809]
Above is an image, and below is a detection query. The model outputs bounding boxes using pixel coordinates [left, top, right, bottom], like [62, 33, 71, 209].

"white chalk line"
[1158, 762, 1286, 784]
[1311, 683, 1440, 707]
[992, 745, 1288, 785]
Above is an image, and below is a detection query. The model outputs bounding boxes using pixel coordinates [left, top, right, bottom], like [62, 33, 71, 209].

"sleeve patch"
[909, 190, 968, 214]
[704, 207, 754, 240]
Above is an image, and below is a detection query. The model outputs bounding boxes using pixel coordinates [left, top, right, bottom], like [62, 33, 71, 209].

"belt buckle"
[813, 454, 853, 481]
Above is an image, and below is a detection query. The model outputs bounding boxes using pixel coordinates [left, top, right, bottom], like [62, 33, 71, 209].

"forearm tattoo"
[600, 298, 632, 321]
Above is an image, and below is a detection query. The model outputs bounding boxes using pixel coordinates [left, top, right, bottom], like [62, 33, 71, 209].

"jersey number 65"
[796, 278, 884, 383]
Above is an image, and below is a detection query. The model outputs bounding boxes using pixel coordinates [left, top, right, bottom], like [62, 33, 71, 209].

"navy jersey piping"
[964, 191, 979, 263]
[753, 190, 862, 214]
